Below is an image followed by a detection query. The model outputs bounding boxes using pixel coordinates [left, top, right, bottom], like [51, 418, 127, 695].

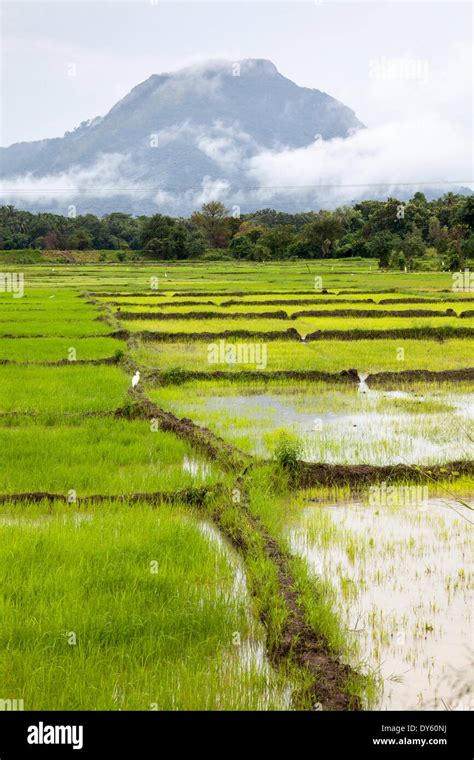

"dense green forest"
[1, 193, 473, 269]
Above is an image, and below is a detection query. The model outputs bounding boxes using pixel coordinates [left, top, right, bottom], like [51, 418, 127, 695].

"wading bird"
[132, 371, 140, 388]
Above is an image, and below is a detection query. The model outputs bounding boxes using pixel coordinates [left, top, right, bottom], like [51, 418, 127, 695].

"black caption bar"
[0, 710, 471, 758]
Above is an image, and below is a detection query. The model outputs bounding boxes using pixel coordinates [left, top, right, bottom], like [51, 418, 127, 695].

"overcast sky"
[1, 0, 472, 147]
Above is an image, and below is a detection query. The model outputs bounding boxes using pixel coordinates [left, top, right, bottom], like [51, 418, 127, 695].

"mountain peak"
[156, 58, 280, 81]
[235, 58, 279, 75]
[0, 59, 364, 215]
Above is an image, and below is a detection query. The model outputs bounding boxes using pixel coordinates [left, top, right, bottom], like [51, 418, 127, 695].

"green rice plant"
[0, 500, 289, 710]
[0, 365, 130, 414]
[274, 433, 303, 472]
[133, 337, 474, 373]
[2, 261, 472, 714]
[0, 337, 127, 363]
[0, 319, 111, 337]
[0, 418, 226, 494]
[117, 299, 471, 317]
[121, 315, 467, 336]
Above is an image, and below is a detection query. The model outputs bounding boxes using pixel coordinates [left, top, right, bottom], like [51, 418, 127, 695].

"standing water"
[288, 497, 473, 710]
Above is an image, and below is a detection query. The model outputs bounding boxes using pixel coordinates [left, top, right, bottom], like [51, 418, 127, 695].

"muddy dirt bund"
[294, 460, 474, 488]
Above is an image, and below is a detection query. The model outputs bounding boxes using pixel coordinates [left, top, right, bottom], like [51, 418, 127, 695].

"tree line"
[1, 192, 473, 269]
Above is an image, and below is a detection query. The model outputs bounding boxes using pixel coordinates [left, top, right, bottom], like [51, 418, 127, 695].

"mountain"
[0, 59, 366, 215]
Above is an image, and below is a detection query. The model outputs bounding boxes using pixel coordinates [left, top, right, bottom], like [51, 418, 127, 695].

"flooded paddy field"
[287, 494, 473, 710]
[151, 380, 474, 465]
[1, 262, 472, 711]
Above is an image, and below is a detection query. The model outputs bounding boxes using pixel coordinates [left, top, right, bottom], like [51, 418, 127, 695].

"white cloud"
[246, 115, 471, 204]
[193, 176, 231, 205]
[1, 110, 470, 212]
[237, 41, 472, 206]
[196, 122, 255, 170]
[153, 63, 225, 104]
[0, 154, 147, 205]
[1, 39, 471, 212]
[360, 42, 472, 131]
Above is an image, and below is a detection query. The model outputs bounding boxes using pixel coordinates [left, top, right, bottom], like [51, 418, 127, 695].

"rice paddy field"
[0, 259, 472, 713]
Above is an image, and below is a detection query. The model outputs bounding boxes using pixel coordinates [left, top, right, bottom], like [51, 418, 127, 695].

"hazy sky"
[1, 0, 472, 146]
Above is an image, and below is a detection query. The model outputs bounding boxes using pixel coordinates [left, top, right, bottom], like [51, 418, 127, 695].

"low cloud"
[196, 122, 255, 170]
[246, 116, 471, 205]
[154, 59, 231, 104]
[0, 153, 148, 206]
[1, 112, 470, 212]
[193, 176, 232, 205]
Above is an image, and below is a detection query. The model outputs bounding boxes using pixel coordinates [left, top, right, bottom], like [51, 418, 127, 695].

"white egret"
[132, 371, 140, 388]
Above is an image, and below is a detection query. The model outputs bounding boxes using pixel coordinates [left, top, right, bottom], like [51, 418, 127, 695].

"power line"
[0, 180, 472, 193]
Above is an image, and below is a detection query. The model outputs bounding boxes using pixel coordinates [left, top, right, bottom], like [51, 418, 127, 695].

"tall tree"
[190, 202, 230, 248]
